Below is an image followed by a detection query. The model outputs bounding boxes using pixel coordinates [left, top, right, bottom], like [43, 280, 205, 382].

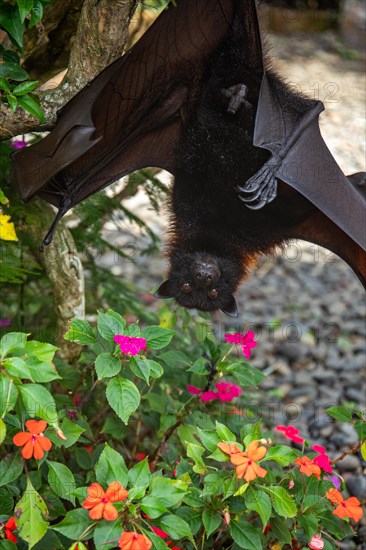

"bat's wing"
[238, 73, 366, 251]
[12, 0, 240, 245]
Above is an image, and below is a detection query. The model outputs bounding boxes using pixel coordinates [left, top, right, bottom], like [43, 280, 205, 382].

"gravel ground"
[102, 32, 366, 545]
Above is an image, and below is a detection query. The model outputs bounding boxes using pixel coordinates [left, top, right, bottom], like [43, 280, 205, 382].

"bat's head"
[154, 251, 243, 317]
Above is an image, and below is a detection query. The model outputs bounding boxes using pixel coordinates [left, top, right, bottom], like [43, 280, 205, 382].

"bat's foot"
[221, 84, 251, 114]
[237, 161, 278, 210]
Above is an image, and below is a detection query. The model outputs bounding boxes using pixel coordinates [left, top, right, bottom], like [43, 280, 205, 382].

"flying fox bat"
[12, 0, 366, 317]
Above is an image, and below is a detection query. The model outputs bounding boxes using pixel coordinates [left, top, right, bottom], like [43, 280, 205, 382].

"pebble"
[336, 454, 362, 473]
[345, 475, 366, 500]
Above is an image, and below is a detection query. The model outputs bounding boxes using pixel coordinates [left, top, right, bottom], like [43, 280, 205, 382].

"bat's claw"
[238, 162, 278, 209]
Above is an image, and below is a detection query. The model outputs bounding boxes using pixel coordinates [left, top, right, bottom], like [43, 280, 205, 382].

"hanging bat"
[12, 0, 366, 317]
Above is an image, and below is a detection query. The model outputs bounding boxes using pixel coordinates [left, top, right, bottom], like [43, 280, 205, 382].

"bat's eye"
[208, 289, 219, 299]
[182, 282, 192, 293]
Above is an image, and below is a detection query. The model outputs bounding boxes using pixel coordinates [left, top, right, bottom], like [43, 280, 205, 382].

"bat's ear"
[154, 280, 174, 299]
[221, 296, 239, 318]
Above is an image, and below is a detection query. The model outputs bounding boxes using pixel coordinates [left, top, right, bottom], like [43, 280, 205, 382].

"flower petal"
[326, 488, 344, 505]
[21, 439, 35, 459]
[251, 462, 267, 479]
[88, 502, 105, 520]
[87, 482, 105, 500]
[13, 431, 32, 446]
[106, 481, 128, 502]
[103, 501, 119, 521]
[32, 439, 45, 460]
[25, 420, 47, 434]
[217, 442, 242, 455]
[37, 435, 52, 452]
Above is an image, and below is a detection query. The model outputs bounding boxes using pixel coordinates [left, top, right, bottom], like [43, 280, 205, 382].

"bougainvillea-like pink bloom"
[215, 381, 242, 401]
[114, 335, 147, 356]
[312, 444, 332, 473]
[200, 390, 218, 402]
[187, 385, 201, 395]
[325, 474, 341, 491]
[224, 331, 257, 359]
[308, 534, 324, 550]
[276, 425, 305, 444]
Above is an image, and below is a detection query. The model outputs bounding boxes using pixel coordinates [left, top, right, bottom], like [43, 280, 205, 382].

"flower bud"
[308, 534, 324, 550]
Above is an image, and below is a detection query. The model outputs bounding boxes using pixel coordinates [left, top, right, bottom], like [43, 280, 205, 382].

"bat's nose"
[191, 261, 221, 286]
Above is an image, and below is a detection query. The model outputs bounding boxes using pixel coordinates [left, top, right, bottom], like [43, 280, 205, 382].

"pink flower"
[276, 425, 304, 444]
[187, 385, 201, 395]
[308, 535, 324, 550]
[224, 331, 257, 359]
[326, 474, 341, 491]
[312, 444, 332, 473]
[215, 381, 242, 402]
[11, 139, 27, 150]
[200, 390, 218, 402]
[114, 335, 147, 356]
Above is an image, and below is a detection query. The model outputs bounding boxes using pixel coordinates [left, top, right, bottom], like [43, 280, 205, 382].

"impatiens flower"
[219, 440, 267, 482]
[308, 534, 324, 550]
[151, 526, 169, 538]
[215, 381, 242, 401]
[295, 456, 321, 479]
[13, 420, 52, 460]
[200, 390, 218, 402]
[4, 517, 17, 543]
[218, 441, 243, 455]
[187, 385, 201, 395]
[326, 474, 341, 491]
[11, 139, 27, 150]
[82, 481, 128, 520]
[119, 531, 152, 550]
[276, 425, 304, 444]
[312, 444, 332, 473]
[326, 488, 363, 523]
[224, 331, 257, 359]
[114, 335, 147, 356]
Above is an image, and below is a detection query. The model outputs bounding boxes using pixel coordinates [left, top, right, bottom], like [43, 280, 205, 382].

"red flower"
[295, 456, 321, 479]
[4, 517, 17, 543]
[224, 331, 257, 358]
[114, 335, 147, 356]
[151, 526, 169, 539]
[135, 452, 147, 461]
[119, 532, 152, 550]
[312, 444, 332, 473]
[326, 488, 363, 522]
[13, 420, 52, 460]
[276, 425, 304, 444]
[187, 385, 201, 395]
[308, 534, 324, 549]
[82, 482, 128, 520]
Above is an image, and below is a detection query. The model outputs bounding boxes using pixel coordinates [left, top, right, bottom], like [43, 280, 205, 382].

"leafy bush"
[0, 309, 364, 549]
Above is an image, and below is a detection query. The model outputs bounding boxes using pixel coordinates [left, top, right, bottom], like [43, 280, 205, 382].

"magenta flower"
[187, 385, 201, 395]
[11, 139, 27, 150]
[114, 335, 147, 356]
[200, 390, 218, 402]
[215, 381, 242, 401]
[313, 444, 332, 473]
[326, 474, 341, 491]
[224, 331, 257, 359]
[276, 425, 305, 444]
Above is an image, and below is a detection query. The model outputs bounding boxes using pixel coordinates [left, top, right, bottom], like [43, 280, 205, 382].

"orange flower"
[326, 488, 363, 523]
[218, 440, 267, 482]
[119, 531, 152, 550]
[295, 456, 321, 479]
[13, 420, 52, 460]
[82, 482, 128, 520]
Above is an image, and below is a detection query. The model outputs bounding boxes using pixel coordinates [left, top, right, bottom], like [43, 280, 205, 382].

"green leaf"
[157, 350, 190, 368]
[0, 540, 17, 549]
[97, 310, 126, 340]
[95, 353, 121, 380]
[64, 319, 96, 345]
[26, 357, 61, 383]
[326, 405, 353, 422]
[106, 377, 140, 425]
[140, 495, 168, 519]
[197, 428, 220, 452]
[19, 383, 58, 424]
[264, 486, 297, 518]
[6, 94, 18, 111]
[158, 514, 193, 542]
[47, 461, 76, 504]
[3, 357, 33, 380]
[0, 417, 5, 444]
[187, 442, 206, 474]
[15, 478, 49, 549]
[226, 362, 266, 387]
[25, 341, 57, 363]
[202, 508, 221, 538]
[148, 478, 188, 508]
[245, 486, 271, 528]
[128, 457, 151, 499]
[230, 518, 262, 549]
[0, 332, 27, 358]
[16, 94, 45, 122]
[0, 77, 10, 91]
[29, 0, 43, 28]
[270, 515, 292, 546]
[263, 446, 297, 466]
[52, 509, 92, 539]
[93, 519, 122, 550]
[189, 357, 210, 374]
[354, 419, 366, 442]
[141, 325, 175, 350]
[13, 80, 39, 95]
[0, 374, 19, 416]
[215, 421, 236, 442]
[17, 0, 34, 22]
[0, 5, 24, 49]
[0, 453, 23, 486]
[142, 531, 167, 550]
[298, 513, 318, 539]
[49, 418, 84, 448]
[0, 62, 28, 81]
[130, 358, 164, 384]
[96, 444, 128, 487]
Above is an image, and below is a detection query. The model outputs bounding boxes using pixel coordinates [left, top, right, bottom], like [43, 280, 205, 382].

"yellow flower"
[0, 214, 18, 241]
